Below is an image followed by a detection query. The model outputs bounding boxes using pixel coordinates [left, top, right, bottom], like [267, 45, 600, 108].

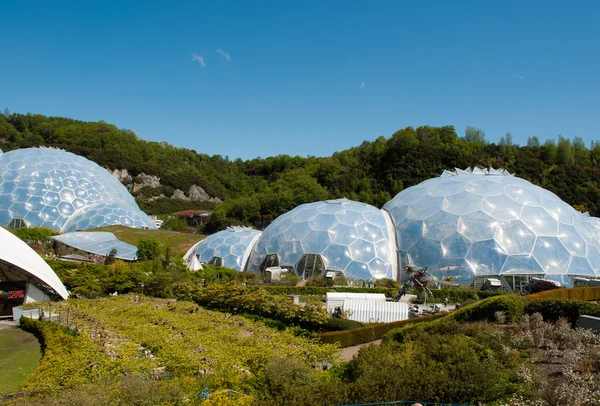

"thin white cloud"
[361, 81, 365, 88]
[192, 53, 206, 67]
[514, 73, 525, 79]
[216, 48, 230, 61]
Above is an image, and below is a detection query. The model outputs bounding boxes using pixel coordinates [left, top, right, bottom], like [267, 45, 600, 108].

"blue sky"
[1, 1, 599, 160]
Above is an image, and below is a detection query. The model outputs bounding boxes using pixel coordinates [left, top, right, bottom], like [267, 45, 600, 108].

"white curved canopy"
[0, 227, 68, 299]
[52, 231, 138, 260]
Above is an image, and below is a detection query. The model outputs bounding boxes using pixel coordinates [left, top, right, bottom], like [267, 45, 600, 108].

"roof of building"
[175, 210, 211, 217]
[0, 226, 68, 299]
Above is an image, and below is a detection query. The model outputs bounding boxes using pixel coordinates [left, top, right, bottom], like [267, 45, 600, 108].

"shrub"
[177, 282, 332, 330]
[529, 279, 560, 294]
[452, 294, 525, 324]
[526, 286, 600, 301]
[341, 321, 522, 405]
[316, 313, 447, 347]
[136, 238, 162, 260]
[524, 299, 600, 325]
[246, 286, 398, 297]
[374, 278, 400, 288]
[11, 226, 59, 242]
[320, 317, 364, 332]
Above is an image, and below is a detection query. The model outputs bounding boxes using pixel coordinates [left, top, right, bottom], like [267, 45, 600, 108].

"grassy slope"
[87, 225, 204, 256]
[0, 328, 41, 393]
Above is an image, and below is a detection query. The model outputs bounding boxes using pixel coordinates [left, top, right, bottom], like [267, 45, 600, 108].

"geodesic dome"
[247, 198, 397, 281]
[184, 227, 262, 271]
[62, 203, 156, 232]
[0, 148, 156, 232]
[383, 167, 600, 286]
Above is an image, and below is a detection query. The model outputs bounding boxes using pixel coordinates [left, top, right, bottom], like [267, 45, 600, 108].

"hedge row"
[246, 286, 398, 297]
[526, 286, 600, 301]
[175, 282, 331, 330]
[414, 288, 507, 303]
[319, 291, 600, 348]
[315, 313, 447, 347]
[245, 285, 501, 301]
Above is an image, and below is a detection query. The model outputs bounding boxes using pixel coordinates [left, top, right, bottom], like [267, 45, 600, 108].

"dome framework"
[247, 199, 397, 282]
[184, 227, 262, 271]
[383, 167, 600, 288]
[0, 148, 156, 232]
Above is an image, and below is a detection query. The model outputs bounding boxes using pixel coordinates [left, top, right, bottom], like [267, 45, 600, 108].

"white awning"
[0, 227, 68, 299]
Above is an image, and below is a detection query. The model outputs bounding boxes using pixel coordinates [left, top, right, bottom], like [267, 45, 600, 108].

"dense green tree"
[463, 125, 487, 146]
[2, 111, 600, 229]
[136, 239, 162, 260]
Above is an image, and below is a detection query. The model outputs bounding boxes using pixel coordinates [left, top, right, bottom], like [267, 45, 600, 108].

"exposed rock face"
[133, 174, 161, 192]
[111, 169, 133, 186]
[110, 168, 222, 203]
[172, 189, 190, 200]
[188, 185, 222, 203]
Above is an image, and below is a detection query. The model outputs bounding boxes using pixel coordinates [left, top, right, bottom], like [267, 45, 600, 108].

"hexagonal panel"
[442, 191, 481, 216]
[482, 195, 522, 221]
[557, 223, 586, 257]
[504, 185, 542, 206]
[465, 239, 508, 275]
[424, 211, 459, 241]
[409, 238, 443, 269]
[494, 221, 536, 255]
[532, 237, 570, 274]
[458, 212, 497, 242]
[441, 233, 471, 259]
[521, 206, 559, 236]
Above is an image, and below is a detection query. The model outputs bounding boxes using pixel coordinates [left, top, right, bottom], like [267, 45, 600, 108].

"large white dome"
[0, 148, 156, 232]
[184, 227, 262, 271]
[247, 198, 397, 281]
[383, 168, 600, 286]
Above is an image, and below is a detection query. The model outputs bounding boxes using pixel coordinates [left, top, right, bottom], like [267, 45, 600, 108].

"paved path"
[340, 339, 382, 361]
[0, 319, 18, 330]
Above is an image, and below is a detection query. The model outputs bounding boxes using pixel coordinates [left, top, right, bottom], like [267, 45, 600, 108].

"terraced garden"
[14, 295, 338, 403]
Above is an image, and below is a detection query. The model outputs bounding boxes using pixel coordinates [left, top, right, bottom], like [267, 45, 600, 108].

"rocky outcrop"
[172, 189, 190, 200]
[110, 168, 222, 203]
[188, 185, 222, 203]
[111, 169, 133, 186]
[133, 174, 161, 192]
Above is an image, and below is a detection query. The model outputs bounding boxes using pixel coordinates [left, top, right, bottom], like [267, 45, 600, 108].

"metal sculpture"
[394, 265, 434, 305]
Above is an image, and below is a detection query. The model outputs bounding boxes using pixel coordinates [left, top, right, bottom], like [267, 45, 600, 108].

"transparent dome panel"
[190, 227, 261, 272]
[247, 199, 395, 280]
[0, 148, 153, 232]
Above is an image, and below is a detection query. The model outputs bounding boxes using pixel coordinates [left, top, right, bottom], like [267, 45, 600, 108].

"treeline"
[2, 111, 600, 229]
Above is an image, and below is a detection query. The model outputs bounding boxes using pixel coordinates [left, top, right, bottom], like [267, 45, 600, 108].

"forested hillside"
[2, 110, 600, 231]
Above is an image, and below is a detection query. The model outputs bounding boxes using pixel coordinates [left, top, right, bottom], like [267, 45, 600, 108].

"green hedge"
[387, 294, 600, 344]
[315, 313, 447, 347]
[247, 286, 398, 297]
[524, 299, 600, 325]
[526, 286, 600, 301]
[412, 288, 507, 303]
[175, 282, 331, 330]
[451, 294, 525, 324]
[246, 285, 499, 300]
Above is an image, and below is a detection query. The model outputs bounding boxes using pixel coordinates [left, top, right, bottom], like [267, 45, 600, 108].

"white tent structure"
[0, 227, 68, 301]
[186, 255, 204, 271]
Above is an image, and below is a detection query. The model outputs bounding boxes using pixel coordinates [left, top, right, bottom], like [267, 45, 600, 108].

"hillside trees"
[2, 111, 600, 230]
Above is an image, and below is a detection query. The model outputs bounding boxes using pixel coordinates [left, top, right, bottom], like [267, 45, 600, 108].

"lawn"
[0, 328, 41, 393]
[88, 225, 204, 256]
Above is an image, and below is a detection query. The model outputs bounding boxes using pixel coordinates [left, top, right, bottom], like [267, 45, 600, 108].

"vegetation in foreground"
[11, 295, 338, 404]
[7, 294, 600, 405]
